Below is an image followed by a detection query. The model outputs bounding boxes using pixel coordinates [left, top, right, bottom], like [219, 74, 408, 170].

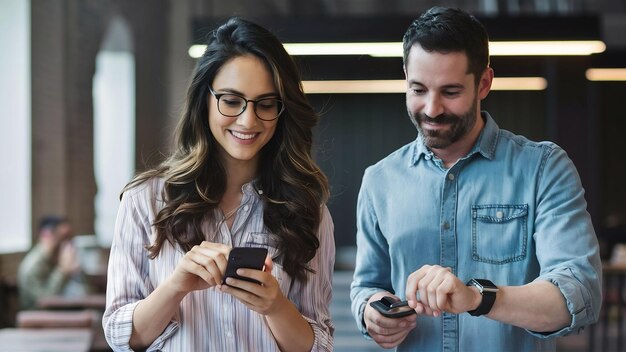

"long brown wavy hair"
[123, 17, 329, 282]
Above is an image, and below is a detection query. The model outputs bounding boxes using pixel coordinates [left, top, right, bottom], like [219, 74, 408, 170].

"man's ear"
[477, 67, 494, 100]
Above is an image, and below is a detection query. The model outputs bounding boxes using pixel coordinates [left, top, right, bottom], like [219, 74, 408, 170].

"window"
[93, 17, 135, 247]
[0, 0, 31, 253]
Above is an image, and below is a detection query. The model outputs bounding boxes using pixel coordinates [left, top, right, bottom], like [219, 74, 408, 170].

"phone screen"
[222, 247, 268, 285]
[370, 296, 416, 318]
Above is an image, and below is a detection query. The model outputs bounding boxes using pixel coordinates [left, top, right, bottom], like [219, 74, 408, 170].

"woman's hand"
[219, 255, 287, 316]
[167, 241, 231, 294]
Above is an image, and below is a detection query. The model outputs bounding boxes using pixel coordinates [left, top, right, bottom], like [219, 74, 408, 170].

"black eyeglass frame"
[208, 87, 284, 121]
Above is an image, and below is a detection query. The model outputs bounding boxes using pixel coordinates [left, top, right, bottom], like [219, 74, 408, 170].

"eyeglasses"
[209, 87, 284, 121]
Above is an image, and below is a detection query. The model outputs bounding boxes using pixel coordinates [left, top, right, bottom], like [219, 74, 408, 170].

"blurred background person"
[17, 215, 93, 310]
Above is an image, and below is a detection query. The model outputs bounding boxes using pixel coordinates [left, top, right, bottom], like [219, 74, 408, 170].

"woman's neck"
[221, 154, 258, 199]
[226, 165, 256, 193]
[219, 158, 257, 230]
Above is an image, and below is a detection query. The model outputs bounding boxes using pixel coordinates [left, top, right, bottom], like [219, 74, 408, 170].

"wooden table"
[0, 328, 93, 352]
[37, 294, 106, 311]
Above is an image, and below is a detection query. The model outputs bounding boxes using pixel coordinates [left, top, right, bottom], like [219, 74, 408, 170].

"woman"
[102, 17, 334, 351]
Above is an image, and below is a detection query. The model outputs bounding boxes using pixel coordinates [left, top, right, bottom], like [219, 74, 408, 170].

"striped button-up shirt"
[103, 178, 335, 351]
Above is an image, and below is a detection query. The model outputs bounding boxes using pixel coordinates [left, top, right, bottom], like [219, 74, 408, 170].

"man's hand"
[58, 241, 81, 275]
[406, 265, 481, 317]
[364, 292, 417, 349]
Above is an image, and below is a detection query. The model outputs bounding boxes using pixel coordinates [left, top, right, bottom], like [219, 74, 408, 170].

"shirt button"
[448, 173, 455, 180]
[442, 221, 450, 230]
[226, 330, 232, 338]
[425, 155, 431, 160]
[496, 211, 504, 219]
[243, 205, 249, 212]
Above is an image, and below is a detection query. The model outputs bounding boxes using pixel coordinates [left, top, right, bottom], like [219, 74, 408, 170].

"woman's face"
[208, 55, 280, 169]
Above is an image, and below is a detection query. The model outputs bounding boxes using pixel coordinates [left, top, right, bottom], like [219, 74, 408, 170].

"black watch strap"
[466, 278, 498, 316]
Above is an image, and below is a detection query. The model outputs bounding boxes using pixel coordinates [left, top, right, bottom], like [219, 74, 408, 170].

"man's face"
[404, 45, 482, 150]
[54, 222, 73, 242]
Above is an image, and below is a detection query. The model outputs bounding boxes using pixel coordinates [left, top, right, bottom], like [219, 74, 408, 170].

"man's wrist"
[466, 279, 498, 316]
[468, 285, 482, 312]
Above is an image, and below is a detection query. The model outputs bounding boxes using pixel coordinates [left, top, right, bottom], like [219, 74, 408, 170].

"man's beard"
[409, 99, 478, 150]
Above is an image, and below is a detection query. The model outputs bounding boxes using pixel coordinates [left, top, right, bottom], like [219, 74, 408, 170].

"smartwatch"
[466, 278, 498, 316]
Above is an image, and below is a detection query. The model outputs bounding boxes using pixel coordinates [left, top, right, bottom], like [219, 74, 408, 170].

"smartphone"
[369, 296, 417, 318]
[222, 247, 268, 285]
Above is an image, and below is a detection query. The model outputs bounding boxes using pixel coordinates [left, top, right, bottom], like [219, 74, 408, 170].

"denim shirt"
[350, 112, 601, 352]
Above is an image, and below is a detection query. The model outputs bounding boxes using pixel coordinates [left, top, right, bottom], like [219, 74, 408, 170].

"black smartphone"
[369, 296, 417, 318]
[222, 247, 268, 285]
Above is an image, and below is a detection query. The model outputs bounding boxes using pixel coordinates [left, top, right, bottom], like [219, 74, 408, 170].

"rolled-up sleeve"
[531, 146, 602, 337]
[102, 186, 179, 351]
[350, 169, 392, 337]
[296, 205, 335, 351]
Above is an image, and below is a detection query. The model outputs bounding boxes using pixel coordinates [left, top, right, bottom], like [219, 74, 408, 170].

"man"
[350, 7, 601, 352]
[18, 216, 91, 310]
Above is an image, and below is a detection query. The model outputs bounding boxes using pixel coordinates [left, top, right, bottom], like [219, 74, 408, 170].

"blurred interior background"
[1, 0, 626, 351]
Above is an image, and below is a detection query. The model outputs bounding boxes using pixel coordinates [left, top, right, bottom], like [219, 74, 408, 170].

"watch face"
[472, 279, 498, 292]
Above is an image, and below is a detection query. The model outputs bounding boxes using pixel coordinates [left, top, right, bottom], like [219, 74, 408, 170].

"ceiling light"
[303, 80, 405, 94]
[189, 40, 605, 59]
[286, 42, 400, 56]
[491, 77, 548, 90]
[489, 40, 605, 56]
[301, 77, 547, 94]
[585, 68, 626, 81]
[188, 45, 206, 59]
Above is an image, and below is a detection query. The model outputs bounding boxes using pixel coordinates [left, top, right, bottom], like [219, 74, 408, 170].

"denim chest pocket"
[471, 204, 528, 264]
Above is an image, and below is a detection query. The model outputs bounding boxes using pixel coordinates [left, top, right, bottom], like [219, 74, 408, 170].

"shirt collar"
[476, 111, 499, 160]
[411, 111, 500, 166]
[242, 181, 263, 199]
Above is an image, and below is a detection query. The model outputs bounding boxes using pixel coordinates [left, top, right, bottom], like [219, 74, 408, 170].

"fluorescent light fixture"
[302, 77, 547, 94]
[585, 68, 626, 81]
[287, 42, 400, 56]
[303, 80, 405, 94]
[189, 40, 605, 58]
[489, 40, 605, 56]
[188, 45, 206, 59]
[491, 77, 547, 90]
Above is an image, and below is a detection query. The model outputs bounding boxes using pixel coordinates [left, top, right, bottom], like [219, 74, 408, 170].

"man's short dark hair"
[38, 215, 68, 232]
[402, 7, 490, 84]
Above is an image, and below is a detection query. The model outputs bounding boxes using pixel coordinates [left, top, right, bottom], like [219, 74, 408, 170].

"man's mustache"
[414, 113, 460, 125]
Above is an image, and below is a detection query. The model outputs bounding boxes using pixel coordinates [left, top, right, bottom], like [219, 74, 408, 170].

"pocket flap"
[472, 204, 528, 223]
